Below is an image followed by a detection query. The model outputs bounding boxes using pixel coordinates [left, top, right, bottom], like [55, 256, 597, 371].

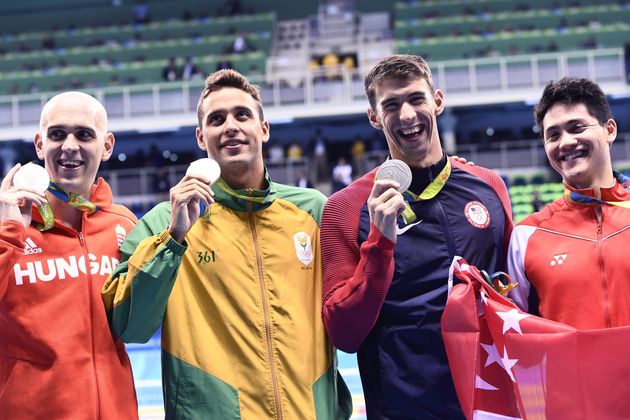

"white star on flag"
[477, 296, 485, 317]
[480, 341, 503, 368]
[497, 308, 531, 335]
[475, 375, 498, 391]
[501, 348, 518, 382]
[480, 289, 489, 305]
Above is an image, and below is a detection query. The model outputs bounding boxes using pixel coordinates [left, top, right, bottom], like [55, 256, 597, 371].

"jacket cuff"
[367, 223, 396, 251]
[158, 229, 187, 256]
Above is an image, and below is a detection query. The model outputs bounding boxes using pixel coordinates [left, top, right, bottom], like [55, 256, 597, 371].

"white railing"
[0, 48, 627, 141]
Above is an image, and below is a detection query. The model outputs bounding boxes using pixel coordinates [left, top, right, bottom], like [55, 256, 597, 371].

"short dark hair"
[364, 54, 435, 110]
[196, 69, 264, 127]
[534, 77, 612, 133]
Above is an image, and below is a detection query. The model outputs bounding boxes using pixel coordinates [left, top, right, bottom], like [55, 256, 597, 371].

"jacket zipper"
[595, 206, 611, 327]
[435, 199, 457, 259]
[247, 202, 283, 420]
[79, 230, 101, 419]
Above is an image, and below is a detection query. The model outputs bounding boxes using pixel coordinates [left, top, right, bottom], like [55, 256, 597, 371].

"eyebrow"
[380, 91, 426, 107]
[206, 106, 252, 120]
[233, 105, 253, 114]
[544, 118, 587, 137]
[47, 125, 96, 133]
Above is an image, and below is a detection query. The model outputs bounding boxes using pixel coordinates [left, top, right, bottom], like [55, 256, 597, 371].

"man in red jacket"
[0, 92, 138, 419]
[508, 77, 630, 329]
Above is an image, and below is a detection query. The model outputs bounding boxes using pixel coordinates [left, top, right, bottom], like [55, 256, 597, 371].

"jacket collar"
[212, 168, 276, 212]
[564, 177, 630, 206]
[408, 152, 448, 195]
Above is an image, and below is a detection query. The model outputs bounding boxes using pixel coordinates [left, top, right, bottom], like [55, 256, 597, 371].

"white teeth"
[59, 160, 82, 168]
[563, 151, 585, 161]
[400, 126, 421, 136]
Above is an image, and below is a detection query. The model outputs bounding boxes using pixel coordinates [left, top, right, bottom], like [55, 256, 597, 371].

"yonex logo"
[550, 254, 567, 266]
[23, 237, 43, 255]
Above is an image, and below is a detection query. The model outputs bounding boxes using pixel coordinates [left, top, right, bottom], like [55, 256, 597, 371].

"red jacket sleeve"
[0, 221, 27, 300]
[321, 172, 396, 353]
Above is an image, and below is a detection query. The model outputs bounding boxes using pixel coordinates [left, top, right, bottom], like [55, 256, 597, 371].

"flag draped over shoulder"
[442, 257, 630, 420]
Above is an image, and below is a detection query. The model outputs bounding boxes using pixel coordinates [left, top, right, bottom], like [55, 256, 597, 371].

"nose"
[61, 134, 80, 152]
[557, 130, 578, 150]
[223, 114, 239, 136]
[400, 101, 416, 122]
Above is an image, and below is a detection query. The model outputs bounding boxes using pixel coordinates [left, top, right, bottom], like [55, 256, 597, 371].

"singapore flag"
[442, 257, 630, 420]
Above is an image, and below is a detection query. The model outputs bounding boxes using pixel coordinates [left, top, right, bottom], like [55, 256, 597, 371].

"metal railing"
[0, 48, 626, 141]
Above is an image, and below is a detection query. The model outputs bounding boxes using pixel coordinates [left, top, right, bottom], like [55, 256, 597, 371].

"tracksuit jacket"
[321, 155, 513, 419]
[103, 173, 352, 420]
[0, 178, 138, 419]
[508, 180, 630, 329]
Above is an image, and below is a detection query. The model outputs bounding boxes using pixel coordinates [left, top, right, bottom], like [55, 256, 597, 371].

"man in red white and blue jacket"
[321, 55, 513, 419]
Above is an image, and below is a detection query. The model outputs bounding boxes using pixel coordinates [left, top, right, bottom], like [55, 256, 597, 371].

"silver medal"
[13, 163, 50, 194]
[376, 159, 412, 192]
[186, 158, 221, 185]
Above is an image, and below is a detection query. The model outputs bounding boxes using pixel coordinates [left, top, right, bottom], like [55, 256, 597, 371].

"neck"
[408, 153, 447, 195]
[222, 170, 266, 190]
[568, 169, 616, 199]
[407, 142, 444, 170]
[47, 192, 83, 231]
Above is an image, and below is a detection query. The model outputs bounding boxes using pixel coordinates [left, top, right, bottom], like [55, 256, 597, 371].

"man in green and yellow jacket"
[103, 69, 351, 419]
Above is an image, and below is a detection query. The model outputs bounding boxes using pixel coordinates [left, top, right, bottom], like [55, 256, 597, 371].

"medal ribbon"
[564, 171, 630, 209]
[399, 159, 452, 224]
[198, 178, 269, 223]
[36, 182, 98, 231]
[213, 178, 268, 204]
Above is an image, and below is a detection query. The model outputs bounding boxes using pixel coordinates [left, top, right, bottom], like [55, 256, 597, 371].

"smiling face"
[542, 102, 616, 189]
[367, 77, 444, 168]
[195, 87, 269, 189]
[35, 92, 114, 198]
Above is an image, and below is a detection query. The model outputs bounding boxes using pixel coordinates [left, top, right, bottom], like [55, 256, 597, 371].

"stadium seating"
[0, 2, 275, 94]
[2, 0, 629, 94]
[394, 2, 630, 60]
[509, 179, 564, 222]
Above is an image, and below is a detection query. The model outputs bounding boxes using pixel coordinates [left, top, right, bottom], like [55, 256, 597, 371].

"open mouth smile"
[560, 149, 588, 162]
[58, 159, 84, 169]
[397, 125, 425, 139]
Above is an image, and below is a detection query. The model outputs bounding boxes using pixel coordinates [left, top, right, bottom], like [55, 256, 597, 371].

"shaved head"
[35, 91, 115, 197]
[40, 91, 108, 132]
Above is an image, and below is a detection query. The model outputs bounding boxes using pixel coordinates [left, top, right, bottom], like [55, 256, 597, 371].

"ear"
[196, 127, 207, 151]
[367, 107, 382, 130]
[34, 132, 44, 160]
[606, 118, 617, 145]
[101, 132, 115, 161]
[261, 119, 270, 143]
[434, 89, 445, 116]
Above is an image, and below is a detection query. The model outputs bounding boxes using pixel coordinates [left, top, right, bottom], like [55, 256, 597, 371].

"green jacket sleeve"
[102, 202, 186, 343]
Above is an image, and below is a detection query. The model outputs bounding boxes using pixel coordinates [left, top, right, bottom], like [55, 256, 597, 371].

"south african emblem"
[293, 232, 313, 265]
